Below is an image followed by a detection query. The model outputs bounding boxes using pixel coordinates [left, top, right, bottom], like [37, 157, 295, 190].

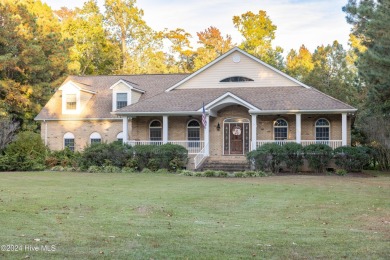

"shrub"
[243, 171, 257, 177]
[334, 146, 371, 172]
[303, 144, 333, 173]
[282, 142, 304, 174]
[79, 142, 132, 170]
[234, 172, 246, 178]
[194, 171, 203, 177]
[215, 170, 228, 177]
[102, 166, 121, 173]
[133, 144, 188, 171]
[121, 167, 136, 173]
[203, 170, 216, 177]
[156, 168, 170, 174]
[45, 148, 81, 168]
[87, 166, 102, 173]
[141, 168, 153, 174]
[247, 143, 284, 173]
[180, 170, 195, 176]
[335, 169, 348, 176]
[0, 131, 46, 171]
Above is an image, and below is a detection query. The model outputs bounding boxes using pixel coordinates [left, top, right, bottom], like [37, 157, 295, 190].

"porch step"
[200, 158, 250, 172]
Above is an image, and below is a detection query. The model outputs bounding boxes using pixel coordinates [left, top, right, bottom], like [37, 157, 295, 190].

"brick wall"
[42, 120, 126, 151]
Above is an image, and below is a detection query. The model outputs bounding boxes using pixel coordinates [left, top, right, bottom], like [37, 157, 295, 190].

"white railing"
[127, 140, 204, 154]
[256, 140, 297, 148]
[301, 140, 343, 150]
[168, 141, 204, 154]
[127, 140, 163, 146]
[194, 143, 209, 169]
[256, 140, 343, 149]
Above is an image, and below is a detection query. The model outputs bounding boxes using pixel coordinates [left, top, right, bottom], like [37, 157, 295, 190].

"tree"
[0, 1, 68, 129]
[343, 0, 390, 170]
[0, 117, 19, 151]
[304, 41, 359, 106]
[285, 45, 314, 81]
[62, 0, 120, 75]
[104, 0, 150, 73]
[164, 28, 194, 73]
[233, 10, 284, 68]
[193, 26, 233, 70]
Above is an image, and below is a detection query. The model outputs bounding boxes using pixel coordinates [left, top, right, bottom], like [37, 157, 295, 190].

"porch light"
[216, 122, 221, 131]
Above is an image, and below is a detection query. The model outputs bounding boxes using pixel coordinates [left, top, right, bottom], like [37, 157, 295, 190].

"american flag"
[202, 102, 207, 127]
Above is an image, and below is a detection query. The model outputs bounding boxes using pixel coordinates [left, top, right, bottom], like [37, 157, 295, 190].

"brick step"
[200, 160, 250, 172]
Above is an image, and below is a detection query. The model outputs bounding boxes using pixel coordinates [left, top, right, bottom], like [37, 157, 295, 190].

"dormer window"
[66, 94, 77, 110]
[220, 76, 254, 82]
[116, 93, 128, 109]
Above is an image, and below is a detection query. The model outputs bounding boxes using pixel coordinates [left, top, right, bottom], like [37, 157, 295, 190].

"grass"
[0, 172, 389, 259]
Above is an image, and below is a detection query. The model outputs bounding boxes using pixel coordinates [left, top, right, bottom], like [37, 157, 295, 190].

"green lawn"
[0, 172, 389, 259]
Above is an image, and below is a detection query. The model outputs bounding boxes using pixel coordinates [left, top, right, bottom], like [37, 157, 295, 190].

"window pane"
[150, 128, 162, 141]
[116, 93, 127, 109]
[91, 138, 101, 144]
[316, 127, 329, 140]
[150, 120, 161, 127]
[64, 138, 75, 151]
[274, 128, 287, 140]
[66, 94, 76, 110]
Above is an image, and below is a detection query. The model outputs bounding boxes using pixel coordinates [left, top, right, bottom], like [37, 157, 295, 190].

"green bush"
[121, 167, 137, 173]
[335, 169, 348, 176]
[303, 144, 333, 173]
[79, 142, 132, 170]
[0, 131, 46, 171]
[180, 170, 195, 176]
[215, 170, 228, 177]
[87, 166, 103, 173]
[133, 144, 188, 171]
[203, 170, 216, 177]
[334, 146, 371, 172]
[247, 143, 284, 173]
[45, 148, 81, 168]
[282, 142, 304, 174]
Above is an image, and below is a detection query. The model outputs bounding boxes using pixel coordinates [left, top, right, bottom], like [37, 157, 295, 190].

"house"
[35, 47, 357, 169]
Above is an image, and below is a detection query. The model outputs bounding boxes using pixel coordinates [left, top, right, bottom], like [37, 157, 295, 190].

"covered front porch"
[120, 106, 352, 169]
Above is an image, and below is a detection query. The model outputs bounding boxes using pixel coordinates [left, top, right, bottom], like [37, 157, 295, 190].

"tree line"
[0, 0, 389, 169]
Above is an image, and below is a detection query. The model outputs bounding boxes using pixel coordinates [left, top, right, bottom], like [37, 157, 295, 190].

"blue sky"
[42, 0, 352, 54]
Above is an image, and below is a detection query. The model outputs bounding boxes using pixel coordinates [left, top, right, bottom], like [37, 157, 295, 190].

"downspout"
[44, 120, 48, 146]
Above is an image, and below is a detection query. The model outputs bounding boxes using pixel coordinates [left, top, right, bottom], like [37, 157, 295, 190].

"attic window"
[66, 94, 77, 110]
[220, 76, 254, 83]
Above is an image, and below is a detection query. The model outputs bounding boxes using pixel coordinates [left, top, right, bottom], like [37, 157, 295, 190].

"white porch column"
[204, 115, 210, 156]
[251, 114, 257, 151]
[342, 113, 347, 146]
[122, 116, 128, 144]
[296, 113, 301, 144]
[163, 115, 168, 144]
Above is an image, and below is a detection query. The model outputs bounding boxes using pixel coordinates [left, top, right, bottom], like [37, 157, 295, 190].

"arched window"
[315, 118, 330, 140]
[90, 132, 102, 144]
[220, 76, 254, 82]
[149, 120, 162, 141]
[274, 119, 288, 140]
[187, 120, 200, 147]
[64, 132, 75, 151]
[117, 132, 124, 143]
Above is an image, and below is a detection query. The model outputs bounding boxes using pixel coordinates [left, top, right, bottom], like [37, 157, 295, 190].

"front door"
[230, 124, 243, 154]
[223, 118, 250, 155]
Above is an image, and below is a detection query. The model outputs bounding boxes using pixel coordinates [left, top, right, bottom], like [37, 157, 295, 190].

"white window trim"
[62, 90, 81, 114]
[63, 132, 75, 150]
[149, 120, 162, 141]
[187, 119, 201, 141]
[273, 118, 288, 140]
[315, 118, 331, 141]
[112, 90, 131, 111]
[89, 132, 102, 144]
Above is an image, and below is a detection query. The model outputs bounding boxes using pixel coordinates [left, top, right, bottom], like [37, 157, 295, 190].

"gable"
[173, 49, 302, 90]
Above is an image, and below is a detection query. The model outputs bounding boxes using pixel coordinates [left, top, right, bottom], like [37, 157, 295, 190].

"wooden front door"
[230, 124, 243, 154]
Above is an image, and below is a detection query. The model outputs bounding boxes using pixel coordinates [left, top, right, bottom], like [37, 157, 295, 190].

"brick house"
[35, 47, 357, 169]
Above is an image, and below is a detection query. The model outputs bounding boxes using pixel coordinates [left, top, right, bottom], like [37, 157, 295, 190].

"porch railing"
[127, 140, 204, 154]
[194, 142, 209, 169]
[256, 140, 343, 150]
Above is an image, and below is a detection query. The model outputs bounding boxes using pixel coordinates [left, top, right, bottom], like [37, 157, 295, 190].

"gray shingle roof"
[35, 74, 356, 121]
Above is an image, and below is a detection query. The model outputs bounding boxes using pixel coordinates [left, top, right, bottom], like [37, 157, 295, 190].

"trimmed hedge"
[303, 144, 333, 173]
[246, 143, 284, 173]
[334, 146, 371, 172]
